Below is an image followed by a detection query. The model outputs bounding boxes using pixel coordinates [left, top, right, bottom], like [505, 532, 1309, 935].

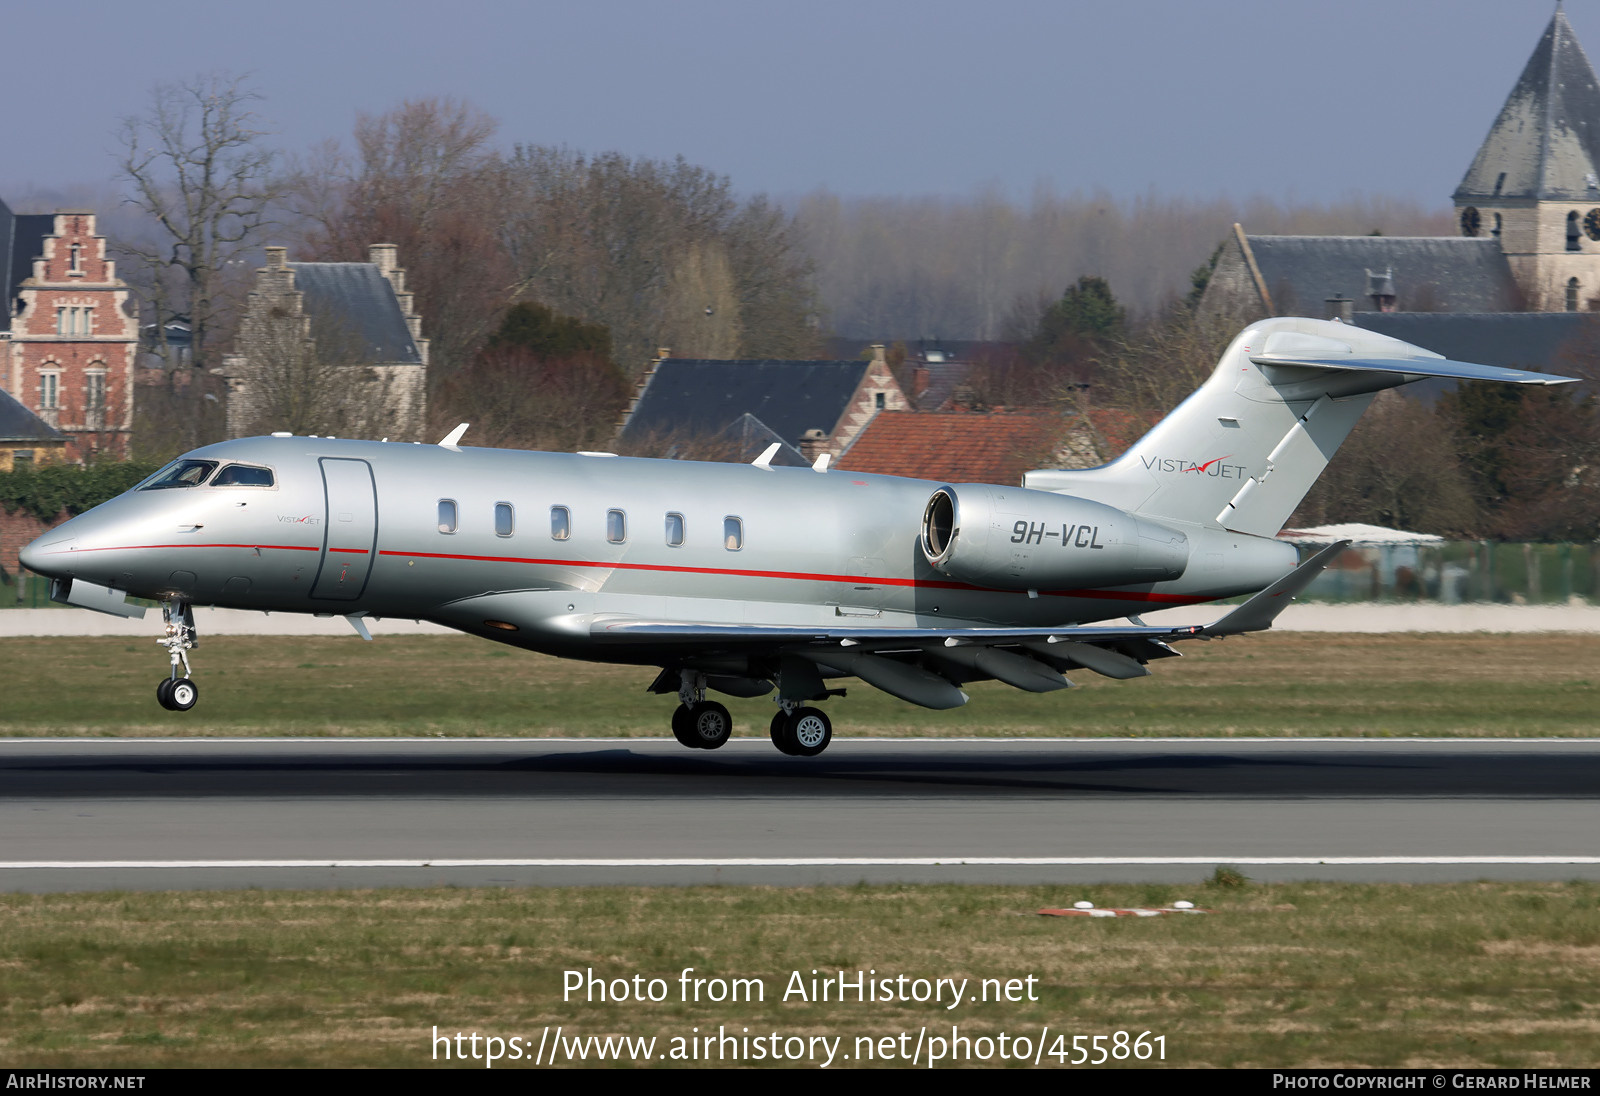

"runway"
[1, 737, 1595, 891]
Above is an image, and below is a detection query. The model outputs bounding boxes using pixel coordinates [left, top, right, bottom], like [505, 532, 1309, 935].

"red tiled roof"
[837, 407, 1159, 484]
[837, 410, 1067, 484]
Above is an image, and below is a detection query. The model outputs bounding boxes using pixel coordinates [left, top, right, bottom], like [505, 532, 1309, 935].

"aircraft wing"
[591, 542, 1348, 707]
[592, 539, 1347, 649]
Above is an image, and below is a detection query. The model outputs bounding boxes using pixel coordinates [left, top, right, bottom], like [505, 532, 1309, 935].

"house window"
[607, 509, 627, 544]
[1568, 278, 1582, 312]
[494, 502, 514, 537]
[723, 516, 743, 551]
[85, 372, 106, 411]
[437, 499, 458, 534]
[665, 512, 685, 547]
[874, 392, 886, 409]
[550, 506, 570, 541]
[38, 373, 59, 409]
[69, 244, 82, 274]
[11, 450, 33, 468]
[1569, 211, 1582, 252]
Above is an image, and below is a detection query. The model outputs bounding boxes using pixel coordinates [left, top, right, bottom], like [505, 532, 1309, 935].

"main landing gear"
[155, 601, 199, 712]
[670, 671, 733, 749]
[769, 704, 832, 757]
[664, 670, 835, 755]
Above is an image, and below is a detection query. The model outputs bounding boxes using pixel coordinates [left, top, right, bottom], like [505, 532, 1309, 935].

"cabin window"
[494, 502, 514, 537]
[212, 464, 275, 487]
[139, 459, 218, 490]
[665, 512, 685, 547]
[550, 506, 570, 541]
[437, 499, 458, 534]
[607, 509, 627, 544]
[723, 516, 743, 551]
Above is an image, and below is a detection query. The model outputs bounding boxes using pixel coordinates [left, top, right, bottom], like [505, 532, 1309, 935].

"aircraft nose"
[18, 531, 74, 578]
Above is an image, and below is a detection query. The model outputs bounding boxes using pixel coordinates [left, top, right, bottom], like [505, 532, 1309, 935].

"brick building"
[1, 204, 140, 461]
[219, 244, 429, 440]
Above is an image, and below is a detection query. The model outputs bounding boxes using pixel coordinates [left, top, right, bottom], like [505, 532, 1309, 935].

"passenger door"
[312, 458, 377, 600]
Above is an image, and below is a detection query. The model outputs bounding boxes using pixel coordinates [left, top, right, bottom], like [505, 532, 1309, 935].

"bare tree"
[231, 310, 404, 440]
[284, 99, 511, 383]
[117, 73, 278, 368]
[434, 344, 629, 452]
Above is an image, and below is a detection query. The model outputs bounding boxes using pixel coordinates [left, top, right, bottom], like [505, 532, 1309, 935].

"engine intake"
[921, 484, 1189, 590]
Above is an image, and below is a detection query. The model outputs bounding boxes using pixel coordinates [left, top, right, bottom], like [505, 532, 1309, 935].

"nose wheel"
[155, 601, 200, 712]
[156, 677, 199, 711]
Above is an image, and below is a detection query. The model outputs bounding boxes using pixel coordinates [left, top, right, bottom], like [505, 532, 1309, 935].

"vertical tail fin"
[1024, 317, 1573, 535]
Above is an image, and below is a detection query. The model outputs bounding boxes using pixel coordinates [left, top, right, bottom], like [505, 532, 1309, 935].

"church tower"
[1456, 4, 1600, 311]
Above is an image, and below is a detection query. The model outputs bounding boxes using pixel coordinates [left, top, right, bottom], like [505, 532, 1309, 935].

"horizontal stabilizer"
[1202, 539, 1350, 637]
[1250, 353, 1575, 387]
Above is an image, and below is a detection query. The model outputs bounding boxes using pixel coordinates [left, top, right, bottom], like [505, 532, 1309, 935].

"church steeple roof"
[1456, 5, 1600, 202]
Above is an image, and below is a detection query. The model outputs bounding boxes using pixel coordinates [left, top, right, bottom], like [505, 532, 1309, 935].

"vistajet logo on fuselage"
[1141, 455, 1248, 479]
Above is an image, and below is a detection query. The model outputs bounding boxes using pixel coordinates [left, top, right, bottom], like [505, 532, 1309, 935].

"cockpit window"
[138, 459, 218, 490]
[211, 464, 275, 487]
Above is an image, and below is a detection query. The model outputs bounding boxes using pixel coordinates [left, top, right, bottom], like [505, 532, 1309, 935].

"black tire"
[167, 678, 199, 712]
[769, 710, 793, 754]
[671, 704, 700, 748]
[156, 678, 176, 710]
[780, 707, 832, 757]
[685, 701, 733, 750]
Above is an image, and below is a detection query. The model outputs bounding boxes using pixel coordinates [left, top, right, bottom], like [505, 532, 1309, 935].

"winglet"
[438, 423, 469, 449]
[752, 442, 781, 469]
[1202, 539, 1350, 637]
[812, 452, 831, 473]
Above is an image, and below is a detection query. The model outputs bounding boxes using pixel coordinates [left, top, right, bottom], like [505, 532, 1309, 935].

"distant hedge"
[0, 461, 162, 523]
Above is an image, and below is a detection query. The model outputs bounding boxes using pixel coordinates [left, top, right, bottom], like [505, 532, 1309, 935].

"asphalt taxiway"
[0, 737, 1595, 891]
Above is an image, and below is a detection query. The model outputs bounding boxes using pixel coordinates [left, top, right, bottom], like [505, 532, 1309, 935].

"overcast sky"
[3, 1, 1589, 207]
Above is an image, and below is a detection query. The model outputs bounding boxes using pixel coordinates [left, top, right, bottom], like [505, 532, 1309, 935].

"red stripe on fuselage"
[37, 541, 1209, 605]
[378, 549, 1208, 604]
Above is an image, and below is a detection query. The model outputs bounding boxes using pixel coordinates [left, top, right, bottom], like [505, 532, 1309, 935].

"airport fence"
[1298, 541, 1600, 604]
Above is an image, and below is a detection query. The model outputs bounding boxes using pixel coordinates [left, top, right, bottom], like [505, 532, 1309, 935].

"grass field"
[2, 881, 1597, 1068]
[1, 632, 1597, 738]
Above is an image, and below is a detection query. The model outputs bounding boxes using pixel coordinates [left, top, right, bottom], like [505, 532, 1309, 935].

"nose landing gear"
[155, 601, 199, 712]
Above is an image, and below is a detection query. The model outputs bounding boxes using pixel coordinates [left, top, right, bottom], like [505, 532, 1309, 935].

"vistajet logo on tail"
[1141, 455, 1249, 479]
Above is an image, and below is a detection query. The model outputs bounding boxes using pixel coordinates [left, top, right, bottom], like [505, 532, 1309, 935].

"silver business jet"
[19, 317, 1573, 755]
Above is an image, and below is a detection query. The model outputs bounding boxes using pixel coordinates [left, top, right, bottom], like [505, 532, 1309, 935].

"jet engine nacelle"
[921, 484, 1189, 590]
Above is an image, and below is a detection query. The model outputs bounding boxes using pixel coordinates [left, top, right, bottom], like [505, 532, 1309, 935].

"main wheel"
[167, 678, 199, 712]
[779, 707, 832, 757]
[684, 701, 733, 750]
[671, 704, 699, 748]
[769, 710, 793, 754]
[156, 678, 176, 710]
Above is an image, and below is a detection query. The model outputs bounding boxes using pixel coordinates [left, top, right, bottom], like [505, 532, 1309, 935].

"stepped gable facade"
[0, 204, 139, 461]
[219, 244, 428, 440]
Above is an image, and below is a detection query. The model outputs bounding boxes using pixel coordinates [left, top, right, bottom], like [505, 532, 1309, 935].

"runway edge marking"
[4, 856, 1600, 869]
